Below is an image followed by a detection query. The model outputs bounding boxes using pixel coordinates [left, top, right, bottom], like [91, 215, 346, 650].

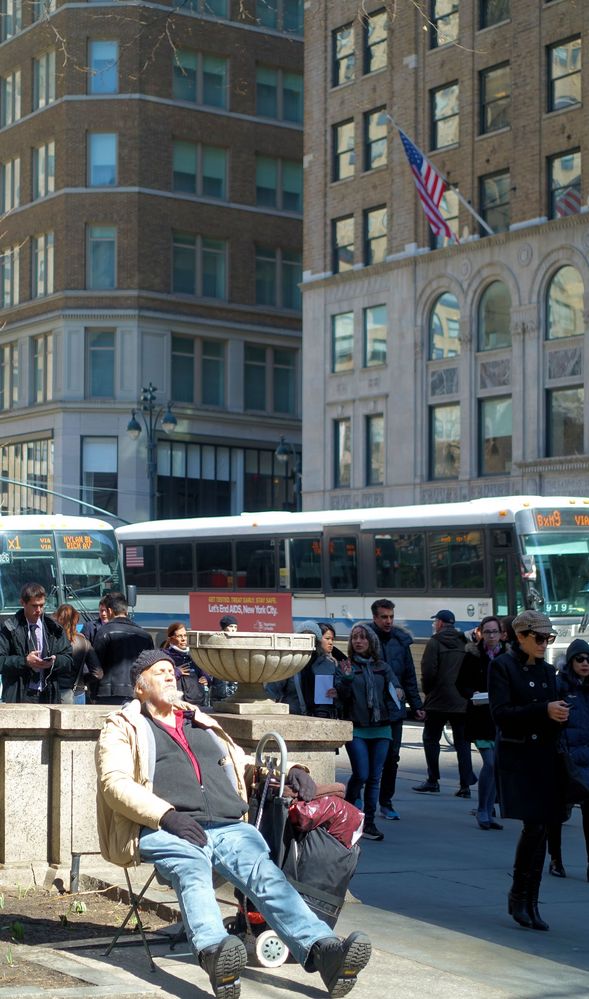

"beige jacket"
[95, 699, 250, 867]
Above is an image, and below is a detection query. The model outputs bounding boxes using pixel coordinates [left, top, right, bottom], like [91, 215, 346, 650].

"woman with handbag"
[546, 638, 589, 880]
[53, 604, 103, 704]
[488, 610, 570, 931]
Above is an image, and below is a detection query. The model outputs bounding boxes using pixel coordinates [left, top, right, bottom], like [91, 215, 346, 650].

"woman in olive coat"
[489, 610, 570, 932]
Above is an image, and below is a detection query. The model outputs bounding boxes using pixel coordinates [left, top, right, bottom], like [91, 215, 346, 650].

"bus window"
[328, 536, 358, 591]
[196, 541, 232, 588]
[374, 532, 425, 589]
[160, 543, 194, 589]
[236, 539, 276, 588]
[0, 532, 57, 612]
[429, 530, 484, 590]
[492, 556, 509, 616]
[124, 543, 156, 589]
[289, 537, 322, 590]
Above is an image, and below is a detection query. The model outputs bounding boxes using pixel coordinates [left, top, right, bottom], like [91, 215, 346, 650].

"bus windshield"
[522, 533, 589, 617]
[56, 530, 121, 611]
[0, 532, 59, 612]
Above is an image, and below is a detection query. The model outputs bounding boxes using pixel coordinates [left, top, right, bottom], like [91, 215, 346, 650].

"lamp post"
[127, 382, 177, 521]
[274, 435, 302, 511]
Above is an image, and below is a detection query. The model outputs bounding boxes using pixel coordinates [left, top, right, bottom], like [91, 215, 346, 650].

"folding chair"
[104, 867, 184, 972]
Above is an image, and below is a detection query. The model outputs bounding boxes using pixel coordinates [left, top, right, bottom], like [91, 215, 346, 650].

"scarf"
[353, 655, 380, 724]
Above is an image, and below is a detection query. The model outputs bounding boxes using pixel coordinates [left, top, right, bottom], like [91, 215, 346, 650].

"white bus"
[116, 496, 589, 651]
[0, 515, 123, 618]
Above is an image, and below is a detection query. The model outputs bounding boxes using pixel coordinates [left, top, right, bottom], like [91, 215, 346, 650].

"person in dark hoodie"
[412, 609, 476, 797]
[93, 591, 153, 704]
[546, 637, 589, 881]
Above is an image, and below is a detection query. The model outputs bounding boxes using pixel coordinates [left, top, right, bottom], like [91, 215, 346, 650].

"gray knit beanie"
[131, 649, 175, 687]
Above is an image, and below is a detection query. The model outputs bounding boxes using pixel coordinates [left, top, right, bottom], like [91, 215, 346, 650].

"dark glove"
[160, 809, 207, 846]
[286, 767, 316, 802]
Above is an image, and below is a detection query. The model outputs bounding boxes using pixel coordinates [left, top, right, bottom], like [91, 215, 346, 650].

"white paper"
[472, 692, 489, 705]
[314, 674, 334, 705]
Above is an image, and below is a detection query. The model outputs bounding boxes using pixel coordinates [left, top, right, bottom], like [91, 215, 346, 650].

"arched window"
[429, 292, 460, 359]
[546, 266, 584, 339]
[478, 281, 511, 350]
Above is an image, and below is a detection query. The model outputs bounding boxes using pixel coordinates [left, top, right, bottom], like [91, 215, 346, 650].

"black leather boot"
[527, 892, 549, 931]
[528, 841, 550, 931]
[508, 886, 533, 928]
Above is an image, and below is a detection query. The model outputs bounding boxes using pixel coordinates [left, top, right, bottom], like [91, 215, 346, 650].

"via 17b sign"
[189, 592, 293, 633]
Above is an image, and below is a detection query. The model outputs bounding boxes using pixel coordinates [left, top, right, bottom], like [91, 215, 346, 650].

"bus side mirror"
[127, 584, 137, 608]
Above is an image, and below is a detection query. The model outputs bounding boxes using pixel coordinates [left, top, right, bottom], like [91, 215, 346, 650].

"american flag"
[399, 130, 456, 241]
[125, 545, 144, 567]
[556, 185, 582, 217]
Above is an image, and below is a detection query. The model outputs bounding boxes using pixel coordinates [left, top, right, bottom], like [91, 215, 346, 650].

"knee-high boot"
[508, 828, 534, 928]
[527, 838, 549, 931]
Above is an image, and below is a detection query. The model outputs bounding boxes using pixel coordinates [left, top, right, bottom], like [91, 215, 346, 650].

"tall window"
[364, 305, 386, 366]
[334, 418, 351, 488]
[430, 1, 459, 48]
[0, 0, 22, 42]
[273, 349, 296, 414]
[364, 9, 386, 73]
[480, 0, 510, 29]
[431, 83, 459, 148]
[0, 157, 20, 212]
[431, 188, 459, 248]
[1, 70, 21, 126]
[32, 233, 54, 298]
[255, 247, 301, 309]
[333, 24, 355, 86]
[172, 232, 226, 299]
[549, 150, 581, 218]
[478, 281, 511, 350]
[480, 63, 510, 133]
[171, 335, 194, 403]
[173, 51, 228, 109]
[256, 0, 302, 33]
[366, 415, 384, 486]
[33, 51, 56, 109]
[480, 170, 510, 233]
[202, 340, 224, 406]
[32, 333, 53, 402]
[255, 66, 302, 123]
[0, 246, 19, 307]
[173, 141, 227, 199]
[244, 345, 266, 410]
[88, 133, 117, 186]
[82, 438, 118, 516]
[547, 388, 584, 456]
[0, 342, 18, 410]
[364, 109, 387, 170]
[333, 121, 355, 181]
[86, 330, 115, 397]
[88, 40, 118, 94]
[479, 397, 512, 475]
[87, 225, 116, 289]
[430, 403, 460, 479]
[32, 141, 54, 199]
[332, 312, 353, 373]
[332, 216, 354, 272]
[548, 38, 581, 112]
[430, 292, 460, 359]
[546, 266, 584, 340]
[244, 345, 296, 414]
[255, 156, 302, 210]
[364, 206, 387, 265]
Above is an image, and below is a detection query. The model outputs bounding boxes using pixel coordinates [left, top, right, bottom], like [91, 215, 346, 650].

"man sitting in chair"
[96, 650, 371, 999]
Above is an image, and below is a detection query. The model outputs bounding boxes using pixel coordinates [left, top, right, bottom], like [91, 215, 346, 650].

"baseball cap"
[130, 649, 175, 687]
[431, 609, 455, 625]
[511, 610, 553, 635]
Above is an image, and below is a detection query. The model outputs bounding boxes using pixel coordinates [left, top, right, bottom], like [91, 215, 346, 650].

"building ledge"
[515, 457, 589, 474]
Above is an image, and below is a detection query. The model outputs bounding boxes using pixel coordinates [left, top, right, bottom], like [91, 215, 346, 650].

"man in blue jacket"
[366, 599, 424, 819]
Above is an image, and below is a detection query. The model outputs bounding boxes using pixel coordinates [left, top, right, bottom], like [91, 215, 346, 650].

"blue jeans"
[139, 821, 333, 965]
[476, 746, 496, 823]
[345, 736, 390, 821]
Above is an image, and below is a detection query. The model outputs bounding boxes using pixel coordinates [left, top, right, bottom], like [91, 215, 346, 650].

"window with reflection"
[547, 387, 584, 456]
[289, 537, 322, 590]
[480, 170, 510, 233]
[374, 531, 425, 589]
[365, 414, 384, 486]
[480, 63, 510, 133]
[431, 82, 459, 148]
[364, 9, 386, 73]
[546, 266, 584, 339]
[430, 530, 484, 589]
[195, 540, 232, 587]
[333, 24, 355, 86]
[328, 536, 358, 590]
[160, 543, 193, 588]
[236, 539, 276, 588]
[479, 281, 511, 350]
[430, 403, 460, 479]
[431, 188, 459, 248]
[430, 1, 459, 48]
[332, 312, 354, 372]
[480, 0, 510, 29]
[334, 418, 351, 488]
[479, 396, 512, 475]
[548, 150, 581, 219]
[547, 37, 581, 112]
[429, 292, 460, 359]
[124, 543, 156, 588]
[364, 304, 386, 366]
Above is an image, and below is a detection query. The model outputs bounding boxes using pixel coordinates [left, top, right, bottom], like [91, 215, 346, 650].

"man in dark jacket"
[366, 599, 425, 820]
[0, 582, 73, 703]
[94, 592, 153, 703]
[412, 609, 476, 797]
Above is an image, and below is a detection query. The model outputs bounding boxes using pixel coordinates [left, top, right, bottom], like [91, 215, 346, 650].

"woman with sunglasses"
[488, 610, 570, 931]
[546, 638, 589, 880]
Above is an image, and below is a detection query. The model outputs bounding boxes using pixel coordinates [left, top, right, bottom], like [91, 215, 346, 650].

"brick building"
[302, 0, 589, 509]
[0, 0, 303, 520]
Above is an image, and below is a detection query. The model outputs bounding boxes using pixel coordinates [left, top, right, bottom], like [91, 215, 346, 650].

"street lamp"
[127, 382, 177, 521]
[274, 435, 302, 511]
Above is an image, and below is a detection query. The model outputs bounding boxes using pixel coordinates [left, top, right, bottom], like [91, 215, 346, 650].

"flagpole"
[382, 112, 495, 237]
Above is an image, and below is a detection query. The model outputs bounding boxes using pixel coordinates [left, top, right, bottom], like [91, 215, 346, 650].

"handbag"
[558, 735, 589, 804]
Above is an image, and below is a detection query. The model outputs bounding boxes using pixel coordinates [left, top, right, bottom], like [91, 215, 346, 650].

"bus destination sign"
[534, 509, 589, 530]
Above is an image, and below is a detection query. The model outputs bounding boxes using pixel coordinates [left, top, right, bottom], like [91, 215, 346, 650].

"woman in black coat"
[547, 638, 589, 880]
[488, 610, 570, 932]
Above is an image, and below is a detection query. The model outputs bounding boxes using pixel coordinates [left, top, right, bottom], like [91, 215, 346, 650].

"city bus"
[116, 496, 589, 655]
[0, 515, 123, 619]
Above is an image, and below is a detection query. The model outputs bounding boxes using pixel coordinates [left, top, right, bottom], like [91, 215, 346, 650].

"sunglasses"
[521, 630, 556, 645]
[573, 655, 589, 664]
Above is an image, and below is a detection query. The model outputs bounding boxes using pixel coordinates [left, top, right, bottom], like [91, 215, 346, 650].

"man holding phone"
[0, 583, 73, 703]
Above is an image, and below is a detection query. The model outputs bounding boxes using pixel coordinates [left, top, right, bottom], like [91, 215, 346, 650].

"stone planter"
[188, 631, 315, 713]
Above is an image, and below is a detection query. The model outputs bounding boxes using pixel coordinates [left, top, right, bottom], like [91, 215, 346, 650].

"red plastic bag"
[288, 795, 364, 848]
